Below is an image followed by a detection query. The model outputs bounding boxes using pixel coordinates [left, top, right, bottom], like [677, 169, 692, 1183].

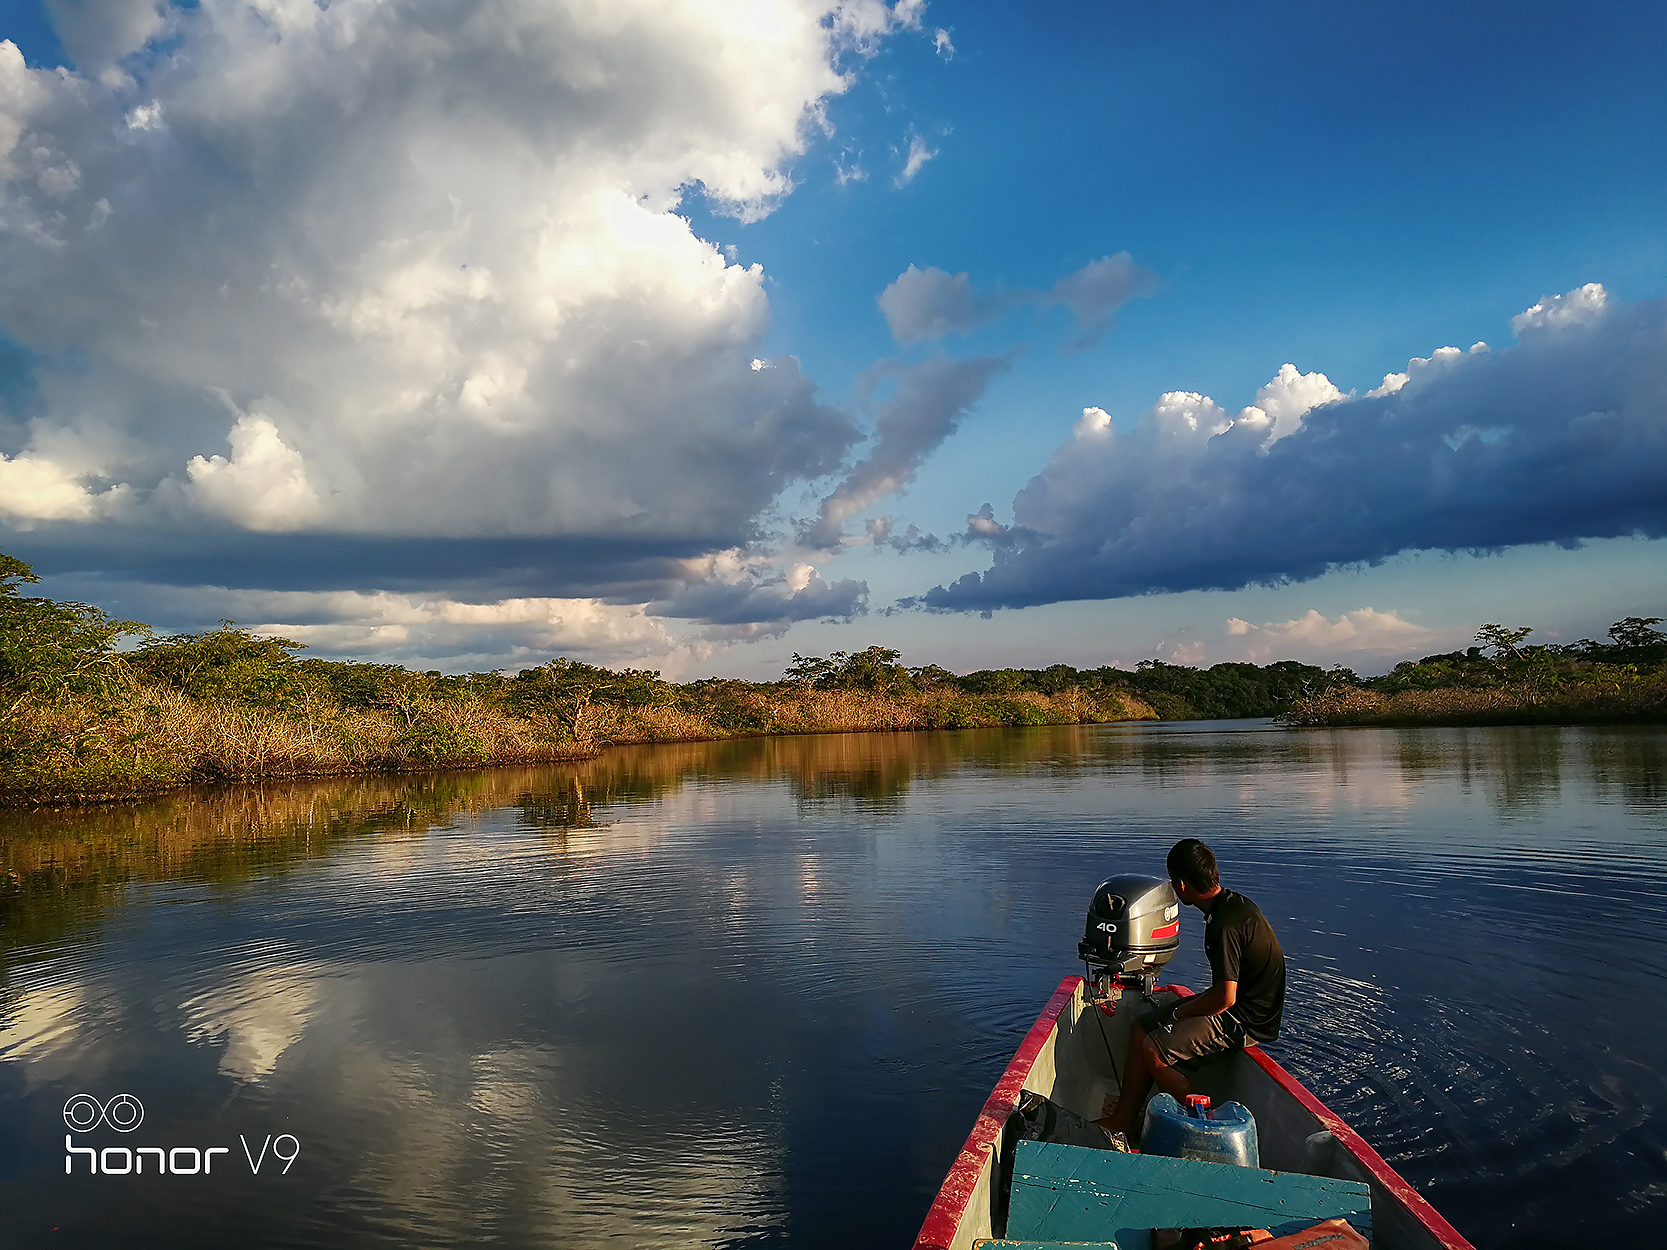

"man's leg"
[1098, 1017, 1215, 1140]
[1147, 1041, 1196, 1104]
[1096, 1022, 1153, 1137]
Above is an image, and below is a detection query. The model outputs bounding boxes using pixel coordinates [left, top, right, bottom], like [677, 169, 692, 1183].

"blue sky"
[1, 0, 1663, 677]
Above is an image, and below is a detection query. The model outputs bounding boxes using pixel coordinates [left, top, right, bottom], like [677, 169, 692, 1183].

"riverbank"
[8, 550, 1662, 803]
[0, 680, 1159, 806]
[1279, 678, 1667, 727]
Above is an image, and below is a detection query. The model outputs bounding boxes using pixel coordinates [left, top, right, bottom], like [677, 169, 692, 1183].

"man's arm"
[1172, 980, 1237, 1020]
[1176, 908, 1245, 1021]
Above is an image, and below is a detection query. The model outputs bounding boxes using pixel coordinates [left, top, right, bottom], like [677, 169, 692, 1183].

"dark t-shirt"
[1203, 888, 1286, 1042]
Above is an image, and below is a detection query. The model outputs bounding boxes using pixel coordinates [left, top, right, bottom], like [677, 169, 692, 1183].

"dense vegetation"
[1, 553, 1164, 802]
[5, 548, 1660, 801]
[1282, 618, 1667, 726]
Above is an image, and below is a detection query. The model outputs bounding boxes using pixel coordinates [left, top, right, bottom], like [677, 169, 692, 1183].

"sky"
[0, 0, 1663, 680]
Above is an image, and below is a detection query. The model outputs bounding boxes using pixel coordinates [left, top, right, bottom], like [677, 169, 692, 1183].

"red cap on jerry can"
[1185, 1094, 1212, 1117]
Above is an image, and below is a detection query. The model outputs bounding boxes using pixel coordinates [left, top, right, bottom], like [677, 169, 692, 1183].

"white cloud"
[1512, 281, 1607, 336]
[897, 134, 937, 185]
[1043, 252, 1159, 348]
[73, 543, 873, 669]
[1221, 608, 1431, 664]
[1365, 342, 1487, 398]
[0, 2, 900, 563]
[93, 581, 687, 669]
[1074, 406, 1112, 438]
[924, 285, 1667, 611]
[648, 550, 868, 629]
[265, 592, 681, 666]
[1237, 363, 1343, 443]
[0, 452, 106, 521]
[890, 0, 928, 28]
[123, 100, 161, 131]
[182, 414, 322, 532]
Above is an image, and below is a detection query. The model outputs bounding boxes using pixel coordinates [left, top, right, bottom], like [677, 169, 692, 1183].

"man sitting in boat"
[1096, 838, 1287, 1145]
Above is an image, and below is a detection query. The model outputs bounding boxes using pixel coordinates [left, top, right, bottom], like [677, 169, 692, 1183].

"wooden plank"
[1006, 1140, 1371, 1250]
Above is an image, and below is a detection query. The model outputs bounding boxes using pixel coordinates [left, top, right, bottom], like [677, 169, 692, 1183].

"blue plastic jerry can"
[1140, 1093, 1260, 1167]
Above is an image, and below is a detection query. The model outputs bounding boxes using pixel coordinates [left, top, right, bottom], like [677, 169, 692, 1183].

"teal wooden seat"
[1006, 1140, 1371, 1250]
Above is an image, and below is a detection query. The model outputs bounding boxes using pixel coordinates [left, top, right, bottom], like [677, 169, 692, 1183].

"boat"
[912, 876, 1476, 1250]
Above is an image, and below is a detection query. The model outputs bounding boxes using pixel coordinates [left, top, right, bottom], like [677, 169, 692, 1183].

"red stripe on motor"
[1150, 921, 1180, 939]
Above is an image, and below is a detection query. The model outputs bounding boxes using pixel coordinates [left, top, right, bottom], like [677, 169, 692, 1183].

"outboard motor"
[1078, 874, 1181, 994]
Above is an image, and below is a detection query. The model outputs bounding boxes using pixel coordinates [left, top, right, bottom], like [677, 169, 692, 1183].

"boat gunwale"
[912, 975, 1477, 1250]
[912, 975, 1079, 1250]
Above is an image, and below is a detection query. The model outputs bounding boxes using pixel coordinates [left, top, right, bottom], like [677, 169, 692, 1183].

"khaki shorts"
[1143, 1011, 1245, 1066]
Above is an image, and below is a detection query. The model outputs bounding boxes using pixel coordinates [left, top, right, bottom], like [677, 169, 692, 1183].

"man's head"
[1167, 838, 1221, 907]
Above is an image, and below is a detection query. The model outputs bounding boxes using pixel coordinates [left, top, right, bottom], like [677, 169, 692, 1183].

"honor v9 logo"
[63, 1094, 300, 1176]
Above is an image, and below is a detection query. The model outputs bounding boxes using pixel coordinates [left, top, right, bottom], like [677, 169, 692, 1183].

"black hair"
[1167, 838, 1219, 893]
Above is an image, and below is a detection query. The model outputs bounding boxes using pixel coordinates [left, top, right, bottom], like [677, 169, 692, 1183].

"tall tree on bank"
[0, 552, 144, 724]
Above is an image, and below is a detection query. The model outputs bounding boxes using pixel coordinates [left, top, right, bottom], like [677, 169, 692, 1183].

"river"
[2, 720, 1664, 1248]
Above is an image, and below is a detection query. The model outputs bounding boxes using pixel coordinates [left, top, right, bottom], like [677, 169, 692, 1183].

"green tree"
[1609, 616, 1664, 648]
[512, 658, 665, 742]
[784, 653, 837, 688]
[1381, 660, 1460, 693]
[908, 663, 956, 687]
[1475, 623, 1564, 702]
[0, 551, 145, 722]
[784, 646, 912, 693]
[957, 668, 1030, 695]
[128, 622, 308, 707]
[1608, 616, 1666, 657]
[1475, 623, 1534, 662]
[830, 645, 910, 692]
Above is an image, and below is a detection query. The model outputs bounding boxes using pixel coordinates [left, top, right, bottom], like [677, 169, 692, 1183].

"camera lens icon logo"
[63, 1094, 144, 1133]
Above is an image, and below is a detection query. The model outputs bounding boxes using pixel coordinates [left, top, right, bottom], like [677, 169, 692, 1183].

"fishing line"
[1085, 960, 1122, 1088]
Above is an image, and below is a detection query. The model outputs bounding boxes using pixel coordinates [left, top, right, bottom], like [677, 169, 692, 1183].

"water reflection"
[1, 722, 1665, 1249]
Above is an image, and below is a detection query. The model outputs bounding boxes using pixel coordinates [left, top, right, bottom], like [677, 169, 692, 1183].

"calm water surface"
[2, 721, 1665, 1248]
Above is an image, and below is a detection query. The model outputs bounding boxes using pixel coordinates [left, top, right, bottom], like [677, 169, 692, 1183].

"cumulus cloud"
[180, 414, 322, 532]
[1512, 281, 1607, 335]
[923, 285, 1667, 612]
[1221, 607, 1432, 664]
[649, 557, 867, 627]
[876, 253, 1156, 346]
[0, 451, 116, 522]
[56, 543, 875, 669]
[70, 579, 685, 667]
[0, 1, 913, 583]
[802, 353, 1011, 548]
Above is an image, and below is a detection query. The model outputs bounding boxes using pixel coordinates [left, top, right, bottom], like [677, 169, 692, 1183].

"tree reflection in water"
[5, 722, 1662, 958]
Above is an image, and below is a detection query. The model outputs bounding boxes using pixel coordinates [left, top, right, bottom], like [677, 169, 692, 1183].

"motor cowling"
[1078, 874, 1181, 990]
